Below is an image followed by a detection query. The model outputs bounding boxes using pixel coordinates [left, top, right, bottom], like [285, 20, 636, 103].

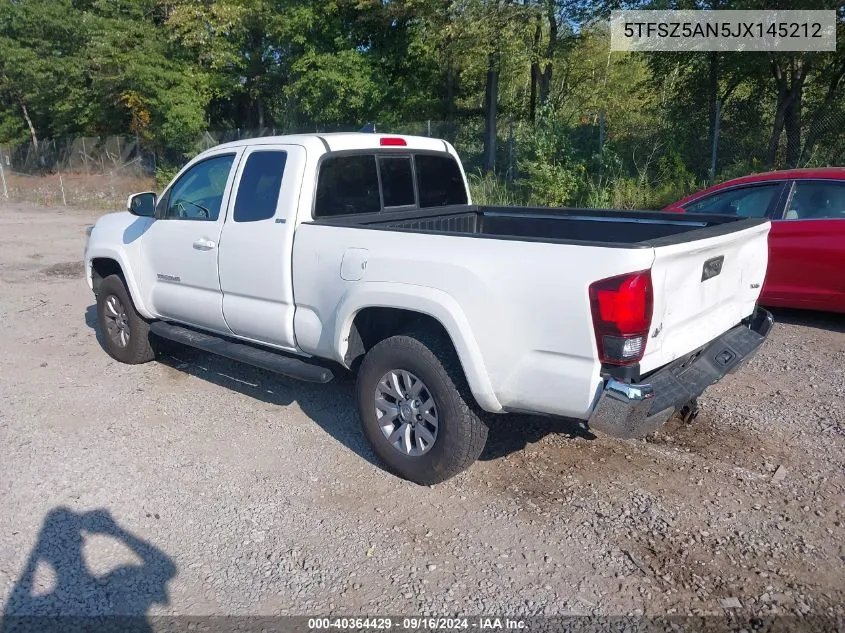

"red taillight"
[379, 137, 407, 146]
[589, 270, 653, 366]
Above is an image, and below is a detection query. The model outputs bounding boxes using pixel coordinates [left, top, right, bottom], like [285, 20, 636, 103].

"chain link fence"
[715, 98, 845, 178]
[2, 106, 844, 210]
[0, 136, 156, 208]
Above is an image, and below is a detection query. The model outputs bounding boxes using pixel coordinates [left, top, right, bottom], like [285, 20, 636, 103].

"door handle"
[193, 238, 216, 251]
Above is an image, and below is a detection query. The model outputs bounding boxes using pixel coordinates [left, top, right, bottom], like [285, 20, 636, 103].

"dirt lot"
[0, 202, 843, 626]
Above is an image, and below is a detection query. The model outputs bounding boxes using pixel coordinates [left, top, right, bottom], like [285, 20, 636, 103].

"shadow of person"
[1, 508, 176, 633]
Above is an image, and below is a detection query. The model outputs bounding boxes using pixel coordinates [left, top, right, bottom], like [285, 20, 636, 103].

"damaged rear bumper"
[587, 307, 774, 439]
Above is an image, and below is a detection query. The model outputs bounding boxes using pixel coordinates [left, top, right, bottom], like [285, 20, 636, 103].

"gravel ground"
[0, 202, 843, 625]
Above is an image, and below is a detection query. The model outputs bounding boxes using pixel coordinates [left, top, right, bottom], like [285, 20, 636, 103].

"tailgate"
[640, 220, 771, 374]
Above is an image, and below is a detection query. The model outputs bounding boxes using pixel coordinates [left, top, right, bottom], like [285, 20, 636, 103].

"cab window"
[233, 151, 287, 222]
[415, 155, 467, 208]
[163, 154, 236, 221]
[314, 155, 381, 217]
[379, 156, 415, 208]
[313, 151, 468, 218]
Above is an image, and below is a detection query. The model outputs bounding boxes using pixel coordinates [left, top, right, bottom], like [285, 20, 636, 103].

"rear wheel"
[96, 274, 155, 364]
[356, 330, 488, 485]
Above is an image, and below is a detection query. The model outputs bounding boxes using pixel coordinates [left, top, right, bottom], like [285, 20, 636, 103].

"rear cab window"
[415, 154, 468, 208]
[314, 155, 381, 217]
[313, 152, 467, 218]
[378, 156, 415, 208]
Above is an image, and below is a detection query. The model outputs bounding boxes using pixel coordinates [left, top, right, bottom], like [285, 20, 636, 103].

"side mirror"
[127, 192, 157, 217]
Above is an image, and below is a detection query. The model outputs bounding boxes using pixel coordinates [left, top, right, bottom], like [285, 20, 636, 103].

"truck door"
[142, 149, 241, 333]
[218, 144, 306, 350]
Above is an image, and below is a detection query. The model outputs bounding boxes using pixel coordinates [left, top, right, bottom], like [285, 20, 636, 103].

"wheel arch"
[90, 257, 125, 294]
[335, 285, 502, 413]
[88, 253, 153, 319]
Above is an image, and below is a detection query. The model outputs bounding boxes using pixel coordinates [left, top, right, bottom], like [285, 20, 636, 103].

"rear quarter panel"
[291, 224, 654, 418]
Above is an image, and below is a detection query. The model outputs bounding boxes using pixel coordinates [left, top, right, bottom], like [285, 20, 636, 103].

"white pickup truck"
[84, 133, 774, 484]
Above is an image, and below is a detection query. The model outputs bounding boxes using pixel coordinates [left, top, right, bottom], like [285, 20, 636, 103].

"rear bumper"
[587, 307, 774, 439]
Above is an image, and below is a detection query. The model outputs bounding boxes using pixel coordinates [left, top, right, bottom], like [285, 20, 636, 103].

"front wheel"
[96, 274, 155, 365]
[356, 330, 488, 485]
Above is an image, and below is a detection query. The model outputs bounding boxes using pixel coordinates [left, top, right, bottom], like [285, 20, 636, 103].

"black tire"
[96, 274, 155, 364]
[356, 329, 488, 485]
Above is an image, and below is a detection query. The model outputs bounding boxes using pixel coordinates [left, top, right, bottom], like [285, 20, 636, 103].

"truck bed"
[295, 196, 770, 418]
[313, 205, 764, 248]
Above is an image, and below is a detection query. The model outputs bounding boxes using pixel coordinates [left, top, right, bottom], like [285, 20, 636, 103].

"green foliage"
[88, 9, 211, 152]
[717, 159, 768, 184]
[518, 161, 583, 207]
[2, 0, 844, 209]
[0, 0, 89, 142]
[514, 111, 584, 206]
[287, 50, 381, 127]
[467, 172, 525, 206]
[155, 162, 181, 190]
[0, 0, 208, 153]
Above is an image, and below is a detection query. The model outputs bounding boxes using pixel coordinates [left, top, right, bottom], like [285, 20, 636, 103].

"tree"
[286, 50, 382, 127]
[165, 0, 286, 130]
[0, 0, 89, 146]
[83, 0, 210, 150]
[765, 50, 845, 168]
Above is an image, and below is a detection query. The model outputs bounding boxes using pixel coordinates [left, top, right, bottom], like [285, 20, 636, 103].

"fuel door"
[341, 248, 369, 281]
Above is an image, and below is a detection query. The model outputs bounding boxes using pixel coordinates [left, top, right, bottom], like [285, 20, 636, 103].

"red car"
[665, 168, 845, 314]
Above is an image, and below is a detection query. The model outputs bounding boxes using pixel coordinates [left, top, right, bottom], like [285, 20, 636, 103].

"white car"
[84, 133, 774, 484]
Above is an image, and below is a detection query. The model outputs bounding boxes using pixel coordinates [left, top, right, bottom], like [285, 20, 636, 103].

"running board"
[149, 322, 334, 383]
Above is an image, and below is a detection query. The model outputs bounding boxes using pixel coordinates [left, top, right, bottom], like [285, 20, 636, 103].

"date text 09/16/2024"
[307, 617, 527, 630]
